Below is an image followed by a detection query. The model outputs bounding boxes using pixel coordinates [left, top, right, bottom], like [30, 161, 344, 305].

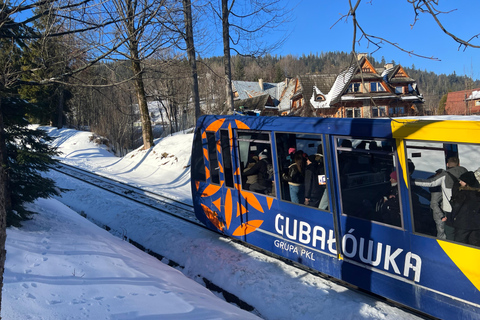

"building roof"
[277, 78, 297, 112]
[233, 94, 275, 112]
[232, 80, 285, 105]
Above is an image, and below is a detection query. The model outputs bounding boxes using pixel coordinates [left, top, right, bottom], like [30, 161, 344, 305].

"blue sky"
[274, 0, 480, 79]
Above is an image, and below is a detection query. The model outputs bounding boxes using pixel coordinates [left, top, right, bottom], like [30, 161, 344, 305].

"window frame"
[335, 136, 403, 228]
[236, 129, 274, 195]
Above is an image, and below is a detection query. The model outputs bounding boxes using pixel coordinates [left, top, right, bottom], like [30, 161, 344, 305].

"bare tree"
[182, 0, 201, 121]
[338, 0, 480, 60]
[95, 0, 183, 149]
[208, 0, 290, 113]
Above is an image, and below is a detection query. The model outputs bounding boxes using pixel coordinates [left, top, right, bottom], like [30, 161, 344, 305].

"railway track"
[50, 162, 200, 226]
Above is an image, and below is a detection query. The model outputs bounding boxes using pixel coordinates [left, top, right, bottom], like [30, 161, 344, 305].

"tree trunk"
[0, 98, 7, 318]
[125, 0, 154, 150]
[57, 87, 64, 129]
[131, 59, 154, 149]
[222, 0, 234, 114]
[182, 0, 201, 122]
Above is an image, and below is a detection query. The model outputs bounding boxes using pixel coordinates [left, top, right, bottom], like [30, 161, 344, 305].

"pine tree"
[0, 8, 62, 227]
[18, 6, 72, 128]
[2, 97, 61, 226]
[438, 92, 449, 115]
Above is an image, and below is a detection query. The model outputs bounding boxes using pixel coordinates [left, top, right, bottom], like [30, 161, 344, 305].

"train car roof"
[197, 114, 480, 141]
[197, 115, 394, 138]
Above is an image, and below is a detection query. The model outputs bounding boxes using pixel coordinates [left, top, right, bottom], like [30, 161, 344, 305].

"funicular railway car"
[191, 115, 480, 319]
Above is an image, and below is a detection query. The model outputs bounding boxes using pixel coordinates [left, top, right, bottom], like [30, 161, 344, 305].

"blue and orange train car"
[191, 115, 480, 319]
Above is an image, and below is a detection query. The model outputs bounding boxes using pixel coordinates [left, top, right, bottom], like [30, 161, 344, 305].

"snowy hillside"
[3, 127, 423, 320]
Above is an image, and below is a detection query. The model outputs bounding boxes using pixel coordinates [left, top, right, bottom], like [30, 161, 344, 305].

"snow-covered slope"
[3, 127, 422, 320]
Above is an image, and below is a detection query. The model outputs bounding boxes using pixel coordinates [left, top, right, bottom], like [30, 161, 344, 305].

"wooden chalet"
[288, 54, 424, 118]
[445, 88, 480, 115]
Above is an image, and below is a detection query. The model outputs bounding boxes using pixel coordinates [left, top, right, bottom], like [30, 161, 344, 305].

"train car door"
[232, 130, 276, 242]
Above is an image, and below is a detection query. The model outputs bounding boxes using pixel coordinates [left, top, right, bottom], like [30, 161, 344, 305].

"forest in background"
[65, 51, 480, 155]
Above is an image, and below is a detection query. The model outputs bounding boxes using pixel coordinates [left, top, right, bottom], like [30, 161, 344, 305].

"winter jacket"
[304, 162, 324, 201]
[244, 159, 268, 188]
[283, 163, 304, 186]
[451, 186, 480, 231]
[414, 166, 467, 213]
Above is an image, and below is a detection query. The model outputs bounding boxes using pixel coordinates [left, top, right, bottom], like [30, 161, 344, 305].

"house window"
[388, 107, 405, 115]
[395, 86, 404, 94]
[372, 106, 386, 117]
[362, 67, 372, 73]
[354, 108, 361, 118]
[348, 83, 360, 93]
[315, 94, 326, 101]
[475, 100, 480, 106]
[379, 106, 386, 116]
[346, 108, 361, 118]
[370, 82, 385, 92]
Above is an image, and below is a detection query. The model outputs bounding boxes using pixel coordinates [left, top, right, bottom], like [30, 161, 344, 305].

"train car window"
[206, 131, 220, 185]
[191, 128, 206, 182]
[275, 132, 328, 209]
[237, 130, 275, 196]
[220, 129, 234, 188]
[407, 141, 480, 247]
[336, 137, 401, 227]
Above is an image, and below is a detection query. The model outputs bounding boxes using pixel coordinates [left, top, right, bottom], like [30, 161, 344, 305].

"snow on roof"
[232, 80, 285, 103]
[310, 66, 355, 109]
[468, 90, 480, 100]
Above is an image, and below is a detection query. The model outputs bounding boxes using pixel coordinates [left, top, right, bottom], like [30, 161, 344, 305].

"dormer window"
[348, 83, 360, 93]
[370, 82, 385, 92]
[315, 94, 326, 101]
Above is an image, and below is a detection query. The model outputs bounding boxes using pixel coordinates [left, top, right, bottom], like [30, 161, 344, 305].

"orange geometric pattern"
[232, 220, 264, 236]
[240, 190, 264, 213]
[201, 204, 225, 232]
[199, 118, 269, 238]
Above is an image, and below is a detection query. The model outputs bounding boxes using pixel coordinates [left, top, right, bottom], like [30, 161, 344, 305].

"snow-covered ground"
[2, 127, 423, 319]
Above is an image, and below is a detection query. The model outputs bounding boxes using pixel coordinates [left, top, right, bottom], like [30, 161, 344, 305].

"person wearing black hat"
[450, 171, 480, 246]
[304, 155, 324, 208]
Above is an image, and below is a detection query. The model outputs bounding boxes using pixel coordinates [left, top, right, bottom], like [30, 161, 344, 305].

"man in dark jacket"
[244, 151, 269, 193]
[304, 155, 324, 207]
[451, 171, 480, 247]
